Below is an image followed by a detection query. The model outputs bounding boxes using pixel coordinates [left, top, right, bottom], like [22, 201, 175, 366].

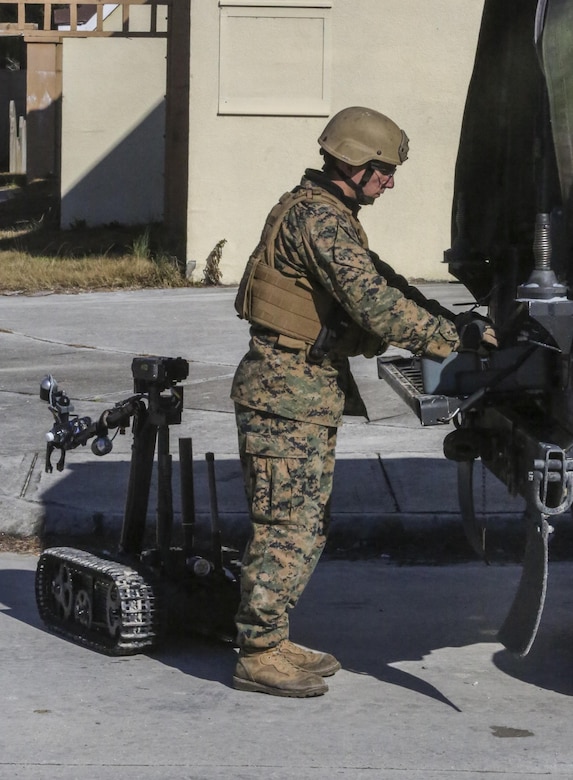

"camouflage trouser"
[234, 404, 337, 651]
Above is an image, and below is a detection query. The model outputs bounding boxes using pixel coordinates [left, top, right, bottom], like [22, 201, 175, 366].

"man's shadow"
[3, 559, 573, 708]
[151, 559, 573, 708]
[147, 561, 573, 708]
[19, 449, 573, 707]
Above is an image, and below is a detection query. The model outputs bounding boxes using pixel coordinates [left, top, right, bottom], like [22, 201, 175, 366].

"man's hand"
[480, 323, 498, 348]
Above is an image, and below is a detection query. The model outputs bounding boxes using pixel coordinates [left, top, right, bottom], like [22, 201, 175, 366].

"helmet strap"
[356, 166, 376, 205]
[333, 163, 376, 206]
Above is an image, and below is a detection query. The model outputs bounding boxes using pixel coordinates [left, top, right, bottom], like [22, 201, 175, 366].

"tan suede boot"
[233, 647, 328, 697]
[280, 640, 341, 677]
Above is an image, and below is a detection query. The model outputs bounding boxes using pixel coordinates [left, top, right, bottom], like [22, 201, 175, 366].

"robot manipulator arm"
[40, 374, 140, 473]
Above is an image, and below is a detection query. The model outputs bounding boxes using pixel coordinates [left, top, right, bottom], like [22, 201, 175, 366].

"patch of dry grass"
[0, 178, 195, 293]
[0, 533, 42, 554]
[0, 248, 187, 293]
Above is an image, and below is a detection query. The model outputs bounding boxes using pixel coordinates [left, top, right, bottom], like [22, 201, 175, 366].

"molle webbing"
[235, 186, 366, 346]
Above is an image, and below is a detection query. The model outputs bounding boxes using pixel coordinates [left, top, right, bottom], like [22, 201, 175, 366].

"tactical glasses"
[370, 161, 397, 177]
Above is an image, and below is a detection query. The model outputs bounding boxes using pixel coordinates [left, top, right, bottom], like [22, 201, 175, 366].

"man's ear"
[339, 161, 365, 180]
[338, 161, 354, 176]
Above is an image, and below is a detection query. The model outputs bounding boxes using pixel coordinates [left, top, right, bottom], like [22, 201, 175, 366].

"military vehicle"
[379, 0, 573, 656]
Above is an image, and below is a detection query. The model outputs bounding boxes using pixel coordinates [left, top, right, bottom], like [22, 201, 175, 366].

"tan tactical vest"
[235, 185, 382, 357]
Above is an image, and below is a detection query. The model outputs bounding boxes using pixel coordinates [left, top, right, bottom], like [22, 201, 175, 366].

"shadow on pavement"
[493, 618, 573, 696]
[2, 557, 573, 709]
[17, 448, 573, 707]
[37, 455, 539, 562]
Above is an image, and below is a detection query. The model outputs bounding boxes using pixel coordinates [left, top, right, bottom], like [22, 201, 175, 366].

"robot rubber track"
[35, 547, 159, 655]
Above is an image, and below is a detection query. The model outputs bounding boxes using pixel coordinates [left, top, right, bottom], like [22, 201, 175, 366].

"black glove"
[455, 312, 498, 351]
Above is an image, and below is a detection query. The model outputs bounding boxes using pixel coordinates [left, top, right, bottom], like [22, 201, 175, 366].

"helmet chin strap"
[334, 163, 376, 205]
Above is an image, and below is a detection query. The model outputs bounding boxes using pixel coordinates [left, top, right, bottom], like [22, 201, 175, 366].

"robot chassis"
[35, 356, 241, 655]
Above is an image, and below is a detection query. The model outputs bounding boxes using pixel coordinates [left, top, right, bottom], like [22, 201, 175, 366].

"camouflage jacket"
[231, 170, 460, 427]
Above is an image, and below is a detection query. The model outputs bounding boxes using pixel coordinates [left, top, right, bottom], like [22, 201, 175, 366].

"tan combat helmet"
[318, 106, 409, 167]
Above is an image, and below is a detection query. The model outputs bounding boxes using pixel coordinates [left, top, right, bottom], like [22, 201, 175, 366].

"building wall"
[187, 0, 485, 284]
[60, 36, 167, 228]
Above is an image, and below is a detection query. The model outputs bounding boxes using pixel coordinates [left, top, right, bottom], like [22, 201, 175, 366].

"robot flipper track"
[35, 547, 159, 656]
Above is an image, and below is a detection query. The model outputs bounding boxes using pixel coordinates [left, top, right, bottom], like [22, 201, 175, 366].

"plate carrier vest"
[235, 184, 382, 358]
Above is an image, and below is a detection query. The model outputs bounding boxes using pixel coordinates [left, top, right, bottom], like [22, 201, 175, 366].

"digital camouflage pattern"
[232, 169, 460, 651]
[234, 405, 337, 650]
[231, 170, 459, 427]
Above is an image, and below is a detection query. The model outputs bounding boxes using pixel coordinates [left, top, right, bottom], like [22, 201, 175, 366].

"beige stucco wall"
[187, 0, 485, 284]
[60, 36, 166, 228]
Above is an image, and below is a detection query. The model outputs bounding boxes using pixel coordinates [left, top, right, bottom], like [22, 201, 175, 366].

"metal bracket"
[528, 446, 573, 515]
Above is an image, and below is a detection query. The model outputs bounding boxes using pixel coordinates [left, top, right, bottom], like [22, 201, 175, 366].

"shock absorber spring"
[533, 212, 552, 271]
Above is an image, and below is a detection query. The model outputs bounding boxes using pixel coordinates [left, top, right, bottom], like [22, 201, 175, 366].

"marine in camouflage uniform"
[230, 107, 466, 698]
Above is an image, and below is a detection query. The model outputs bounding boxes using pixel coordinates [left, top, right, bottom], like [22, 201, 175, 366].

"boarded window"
[218, 1, 332, 116]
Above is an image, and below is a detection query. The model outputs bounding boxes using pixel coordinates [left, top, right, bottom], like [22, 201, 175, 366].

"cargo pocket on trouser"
[245, 426, 310, 527]
[239, 414, 335, 531]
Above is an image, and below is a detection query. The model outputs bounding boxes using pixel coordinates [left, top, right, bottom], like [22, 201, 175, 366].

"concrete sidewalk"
[0, 284, 529, 552]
